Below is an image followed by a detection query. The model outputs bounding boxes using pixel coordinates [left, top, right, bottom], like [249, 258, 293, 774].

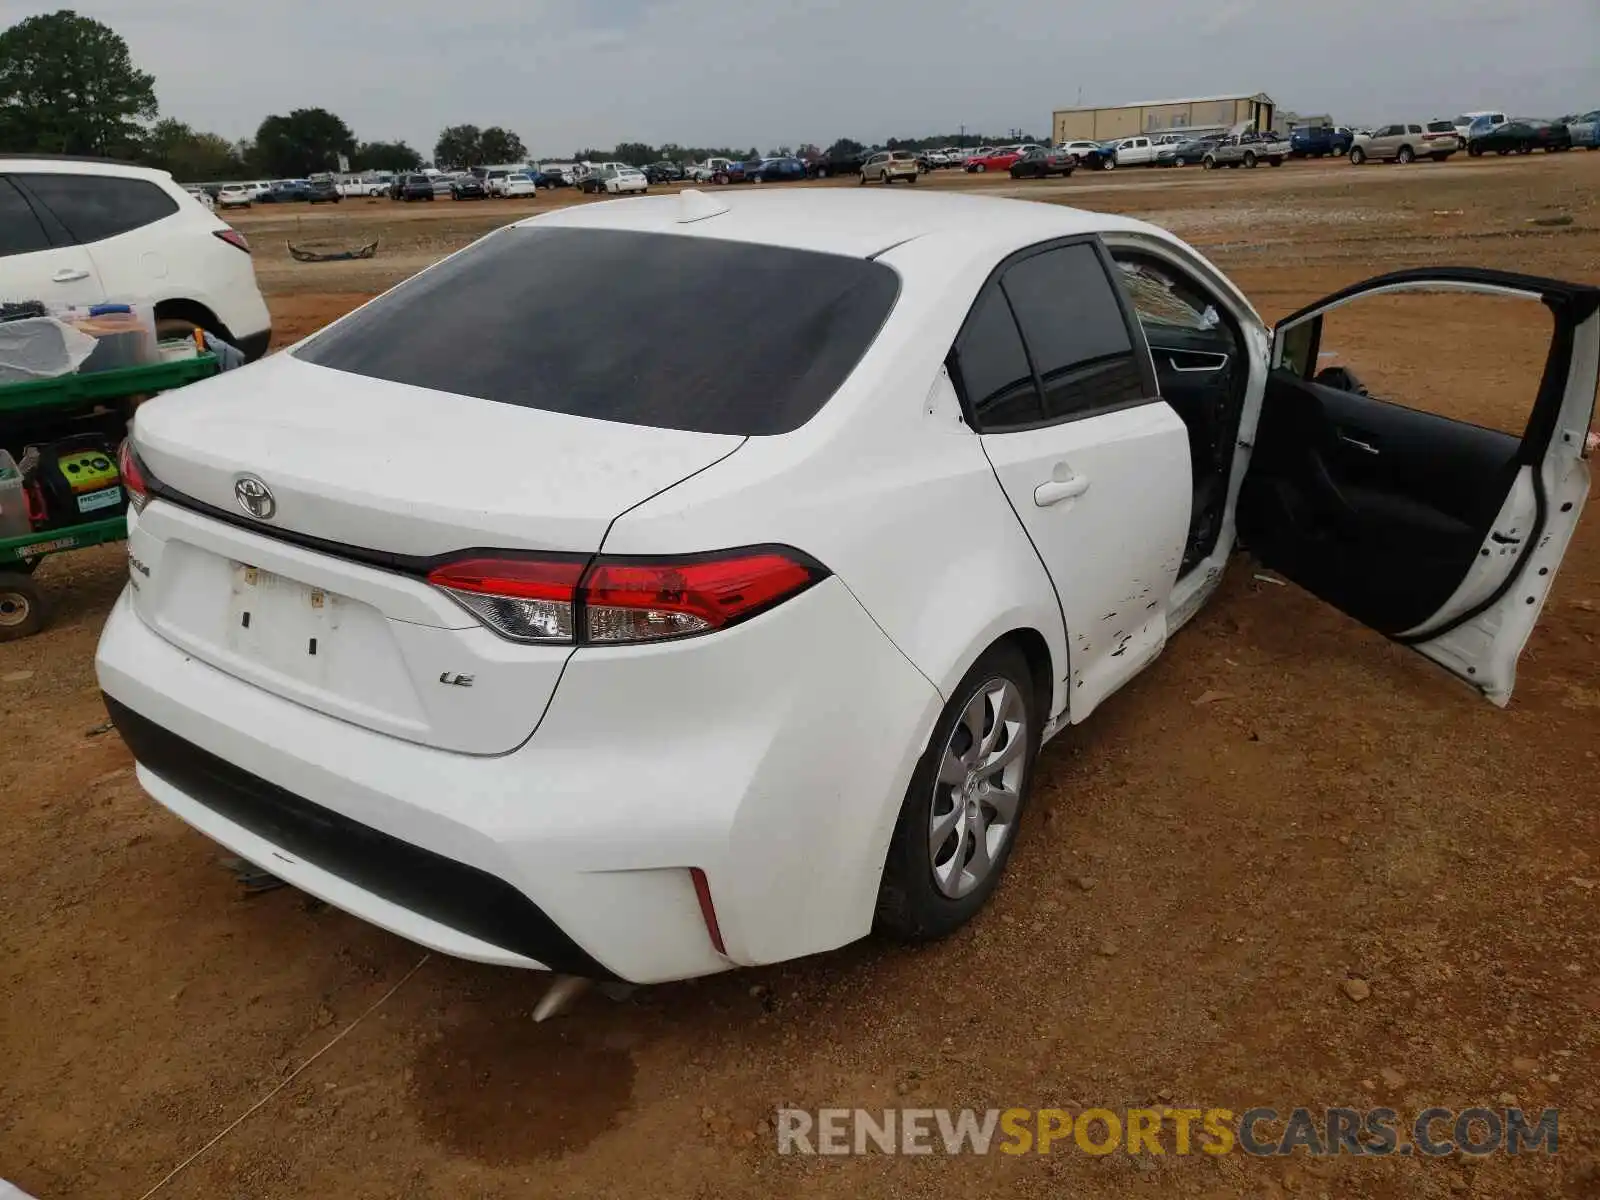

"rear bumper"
[96, 575, 940, 983]
[105, 694, 615, 975]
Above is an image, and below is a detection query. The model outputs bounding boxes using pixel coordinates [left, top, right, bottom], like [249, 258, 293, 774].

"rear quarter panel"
[598, 236, 1071, 721]
[87, 185, 270, 339]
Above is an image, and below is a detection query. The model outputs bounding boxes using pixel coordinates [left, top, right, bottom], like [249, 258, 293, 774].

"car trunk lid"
[130, 353, 744, 754]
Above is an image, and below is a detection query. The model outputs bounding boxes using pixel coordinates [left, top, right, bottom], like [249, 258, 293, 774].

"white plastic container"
[0, 449, 31, 541]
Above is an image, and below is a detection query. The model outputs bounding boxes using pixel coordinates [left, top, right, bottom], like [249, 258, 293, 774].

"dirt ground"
[3, 153, 1599, 1200]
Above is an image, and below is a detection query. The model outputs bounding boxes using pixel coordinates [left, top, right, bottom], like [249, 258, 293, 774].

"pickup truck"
[1202, 133, 1290, 169]
[1289, 126, 1353, 158]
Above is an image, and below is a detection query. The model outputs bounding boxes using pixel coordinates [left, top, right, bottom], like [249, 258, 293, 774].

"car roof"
[518, 188, 1173, 260]
[0, 155, 174, 184]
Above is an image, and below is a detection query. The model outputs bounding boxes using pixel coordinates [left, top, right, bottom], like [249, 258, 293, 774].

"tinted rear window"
[296, 226, 899, 435]
[18, 173, 178, 243]
[1427, 121, 1456, 133]
[0, 178, 51, 257]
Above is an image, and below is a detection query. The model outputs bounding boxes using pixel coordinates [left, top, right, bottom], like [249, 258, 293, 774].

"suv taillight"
[118, 440, 152, 513]
[427, 547, 826, 645]
[214, 228, 250, 253]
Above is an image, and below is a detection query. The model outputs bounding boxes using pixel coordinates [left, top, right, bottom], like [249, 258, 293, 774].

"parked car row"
[188, 105, 1600, 217]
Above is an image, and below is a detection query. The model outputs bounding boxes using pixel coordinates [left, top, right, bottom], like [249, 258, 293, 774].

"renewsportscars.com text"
[776, 1106, 1558, 1157]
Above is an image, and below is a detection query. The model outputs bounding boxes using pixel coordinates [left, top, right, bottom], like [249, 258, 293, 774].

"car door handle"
[52, 268, 90, 283]
[1034, 475, 1091, 506]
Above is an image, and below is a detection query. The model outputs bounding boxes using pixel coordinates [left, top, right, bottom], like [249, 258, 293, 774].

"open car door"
[1237, 268, 1600, 705]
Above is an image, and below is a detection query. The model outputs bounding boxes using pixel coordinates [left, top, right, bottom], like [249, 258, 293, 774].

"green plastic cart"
[0, 354, 219, 640]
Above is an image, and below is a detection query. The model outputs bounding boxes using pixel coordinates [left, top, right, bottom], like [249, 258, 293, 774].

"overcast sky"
[5, 0, 1595, 156]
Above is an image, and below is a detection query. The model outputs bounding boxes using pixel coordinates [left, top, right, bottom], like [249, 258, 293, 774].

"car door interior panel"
[1240, 267, 1600, 658]
[1238, 369, 1520, 633]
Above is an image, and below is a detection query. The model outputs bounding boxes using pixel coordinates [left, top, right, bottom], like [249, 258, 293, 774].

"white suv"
[0, 157, 272, 359]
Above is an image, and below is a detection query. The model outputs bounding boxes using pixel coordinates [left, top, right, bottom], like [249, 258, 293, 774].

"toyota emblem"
[234, 475, 276, 521]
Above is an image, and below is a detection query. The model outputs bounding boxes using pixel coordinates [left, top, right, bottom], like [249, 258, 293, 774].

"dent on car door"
[950, 238, 1191, 721]
[1238, 267, 1600, 704]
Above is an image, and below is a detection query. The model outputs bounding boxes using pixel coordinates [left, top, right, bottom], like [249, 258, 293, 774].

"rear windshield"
[1427, 121, 1456, 133]
[295, 226, 899, 436]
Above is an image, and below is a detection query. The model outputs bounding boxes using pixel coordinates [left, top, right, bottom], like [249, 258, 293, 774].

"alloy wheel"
[928, 677, 1027, 899]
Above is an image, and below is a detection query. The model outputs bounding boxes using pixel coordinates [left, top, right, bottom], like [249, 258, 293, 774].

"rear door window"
[17, 174, 179, 244]
[952, 283, 1039, 430]
[999, 243, 1150, 421]
[296, 226, 900, 436]
[0, 178, 52, 257]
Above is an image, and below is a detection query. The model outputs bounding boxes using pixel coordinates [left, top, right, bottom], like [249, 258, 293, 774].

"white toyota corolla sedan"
[98, 189, 1598, 984]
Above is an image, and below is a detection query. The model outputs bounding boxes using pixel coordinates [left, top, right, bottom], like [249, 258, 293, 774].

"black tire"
[0, 572, 44, 642]
[1268, 157, 1283, 166]
[1101, 157, 1115, 170]
[1203, 156, 1217, 170]
[1469, 145, 1483, 157]
[875, 642, 1039, 941]
[975, 163, 986, 173]
[1431, 153, 1450, 162]
[1396, 145, 1415, 164]
[154, 315, 206, 344]
[906, 172, 918, 184]
[881, 170, 893, 185]
[1349, 147, 1366, 165]
[857, 172, 866, 186]
[1243, 151, 1257, 168]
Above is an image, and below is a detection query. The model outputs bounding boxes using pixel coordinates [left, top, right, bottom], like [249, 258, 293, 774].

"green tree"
[434, 123, 482, 168]
[253, 108, 355, 176]
[354, 140, 422, 172]
[612, 141, 656, 166]
[0, 10, 156, 155]
[141, 118, 242, 180]
[478, 126, 526, 163]
[825, 137, 863, 159]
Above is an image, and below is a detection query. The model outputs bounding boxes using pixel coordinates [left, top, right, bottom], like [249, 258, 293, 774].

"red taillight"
[214, 228, 250, 253]
[583, 551, 817, 643]
[427, 557, 585, 643]
[426, 547, 823, 645]
[117, 440, 151, 513]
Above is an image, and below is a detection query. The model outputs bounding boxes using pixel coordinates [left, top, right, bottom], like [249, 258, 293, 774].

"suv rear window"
[17, 174, 178, 244]
[0, 178, 51, 257]
[1427, 121, 1456, 133]
[296, 226, 899, 436]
